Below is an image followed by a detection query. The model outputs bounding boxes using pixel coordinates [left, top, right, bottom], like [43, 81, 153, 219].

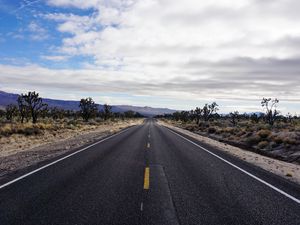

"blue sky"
[0, 0, 300, 114]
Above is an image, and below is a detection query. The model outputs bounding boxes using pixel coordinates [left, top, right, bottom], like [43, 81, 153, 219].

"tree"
[229, 111, 239, 126]
[5, 104, 18, 122]
[250, 113, 259, 124]
[19, 91, 48, 123]
[50, 107, 65, 120]
[286, 112, 293, 123]
[0, 109, 5, 118]
[17, 95, 29, 123]
[79, 97, 98, 122]
[172, 111, 181, 121]
[202, 102, 219, 122]
[261, 98, 279, 126]
[103, 104, 112, 120]
[180, 111, 189, 122]
[124, 110, 135, 118]
[194, 107, 202, 125]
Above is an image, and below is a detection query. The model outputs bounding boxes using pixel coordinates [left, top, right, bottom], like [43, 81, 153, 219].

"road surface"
[0, 119, 299, 225]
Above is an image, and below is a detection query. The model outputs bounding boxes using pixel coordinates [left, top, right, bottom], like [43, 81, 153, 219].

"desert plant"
[102, 104, 112, 120]
[229, 111, 239, 126]
[19, 91, 48, 123]
[79, 97, 98, 122]
[5, 104, 18, 122]
[257, 141, 269, 149]
[202, 102, 219, 122]
[261, 98, 279, 126]
[257, 129, 271, 139]
[17, 95, 30, 123]
[194, 107, 202, 125]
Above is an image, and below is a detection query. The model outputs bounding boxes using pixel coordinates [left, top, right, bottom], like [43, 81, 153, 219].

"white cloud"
[2, 0, 300, 112]
[28, 21, 48, 40]
[41, 55, 70, 61]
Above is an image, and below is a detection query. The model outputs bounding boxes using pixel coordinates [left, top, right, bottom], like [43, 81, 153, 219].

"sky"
[0, 0, 299, 114]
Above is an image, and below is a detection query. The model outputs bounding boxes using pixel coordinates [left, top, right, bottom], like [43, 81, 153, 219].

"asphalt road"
[0, 119, 299, 225]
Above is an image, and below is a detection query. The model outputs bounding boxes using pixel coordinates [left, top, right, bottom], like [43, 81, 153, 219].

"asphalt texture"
[0, 119, 299, 225]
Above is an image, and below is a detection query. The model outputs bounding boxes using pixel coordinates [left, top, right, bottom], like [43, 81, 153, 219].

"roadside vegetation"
[157, 99, 300, 164]
[0, 91, 143, 138]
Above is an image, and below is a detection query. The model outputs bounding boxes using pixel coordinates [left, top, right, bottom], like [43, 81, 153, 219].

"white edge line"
[164, 126, 300, 204]
[140, 202, 143, 211]
[0, 127, 132, 190]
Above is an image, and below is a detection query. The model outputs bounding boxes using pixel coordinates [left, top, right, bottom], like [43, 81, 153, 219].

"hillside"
[0, 91, 176, 116]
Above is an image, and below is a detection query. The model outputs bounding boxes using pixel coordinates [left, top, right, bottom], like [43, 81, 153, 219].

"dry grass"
[159, 120, 300, 185]
[0, 118, 143, 158]
[161, 118, 300, 164]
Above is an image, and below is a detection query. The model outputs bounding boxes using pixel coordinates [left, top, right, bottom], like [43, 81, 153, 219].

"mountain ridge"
[0, 91, 177, 116]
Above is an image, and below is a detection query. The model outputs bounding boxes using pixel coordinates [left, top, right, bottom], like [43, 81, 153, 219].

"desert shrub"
[208, 127, 216, 134]
[223, 127, 236, 135]
[198, 121, 209, 128]
[257, 129, 271, 139]
[185, 124, 199, 132]
[257, 141, 269, 149]
[67, 120, 80, 127]
[272, 136, 284, 144]
[245, 135, 261, 146]
[283, 138, 297, 145]
[23, 127, 42, 136]
[215, 129, 223, 135]
[237, 130, 246, 137]
[245, 132, 253, 137]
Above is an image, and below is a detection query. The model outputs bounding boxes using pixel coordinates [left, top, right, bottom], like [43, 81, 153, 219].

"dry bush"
[245, 135, 261, 146]
[271, 136, 284, 145]
[257, 129, 271, 139]
[208, 127, 217, 134]
[257, 141, 269, 149]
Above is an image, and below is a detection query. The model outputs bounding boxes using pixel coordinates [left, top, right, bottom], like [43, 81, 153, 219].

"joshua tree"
[194, 107, 202, 125]
[5, 104, 18, 122]
[229, 111, 239, 126]
[50, 107, 65, 120]
[261, 98, 279, 126]
[103, 104, 112, 120]
[79, 97, 98, 122]
[17, 95, 29, 123]
[19, 91, 48, 123]
[202, 102, 219, 122]
[124, 110, 135, 118]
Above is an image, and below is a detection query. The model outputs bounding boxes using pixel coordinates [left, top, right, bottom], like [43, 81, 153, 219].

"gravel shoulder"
[0, 119, 143, 182]
[159, 120, 300, 185]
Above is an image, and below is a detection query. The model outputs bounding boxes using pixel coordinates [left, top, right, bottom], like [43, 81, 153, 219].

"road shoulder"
[158, 120, 300, 185]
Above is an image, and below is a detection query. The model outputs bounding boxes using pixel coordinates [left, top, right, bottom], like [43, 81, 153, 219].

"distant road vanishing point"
[0, 119, 299, 225]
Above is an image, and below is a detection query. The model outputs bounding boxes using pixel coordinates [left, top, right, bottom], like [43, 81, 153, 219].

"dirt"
[0, 119, 143, 181]
[159, 120, 300, 185]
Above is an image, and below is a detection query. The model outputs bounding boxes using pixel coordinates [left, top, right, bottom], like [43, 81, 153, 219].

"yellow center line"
[143, 167, 150, 190]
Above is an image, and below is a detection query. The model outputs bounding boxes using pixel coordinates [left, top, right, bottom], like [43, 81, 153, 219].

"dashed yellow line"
[143, 167, 150, 189]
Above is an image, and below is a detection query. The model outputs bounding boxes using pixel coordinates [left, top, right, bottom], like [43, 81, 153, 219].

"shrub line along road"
[0, 119, 299, 225]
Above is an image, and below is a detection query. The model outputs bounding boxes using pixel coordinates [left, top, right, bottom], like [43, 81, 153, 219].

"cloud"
[28, 21, 48, 40]
[2, 0, 300, 112]
[41, 55, 70, 61]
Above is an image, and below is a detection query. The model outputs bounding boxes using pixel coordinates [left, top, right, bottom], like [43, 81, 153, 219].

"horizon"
[1, 0, 300, 114]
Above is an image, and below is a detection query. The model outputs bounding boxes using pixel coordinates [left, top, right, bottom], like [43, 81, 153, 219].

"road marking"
[166, 127, 300, 204]
[140, 202, 144, 211]
[0, 127, 133, 190]
[144, 167, 150, 189]
[147, 143, 150, 148]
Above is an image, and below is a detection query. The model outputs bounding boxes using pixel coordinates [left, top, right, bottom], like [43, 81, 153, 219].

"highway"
[0, 119, 299, 225]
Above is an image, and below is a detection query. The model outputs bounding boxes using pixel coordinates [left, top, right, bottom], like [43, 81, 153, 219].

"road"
[0, 119, 299, 225]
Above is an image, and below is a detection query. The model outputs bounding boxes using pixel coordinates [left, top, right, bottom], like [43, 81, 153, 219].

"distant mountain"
[0, 91, 176, 116]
